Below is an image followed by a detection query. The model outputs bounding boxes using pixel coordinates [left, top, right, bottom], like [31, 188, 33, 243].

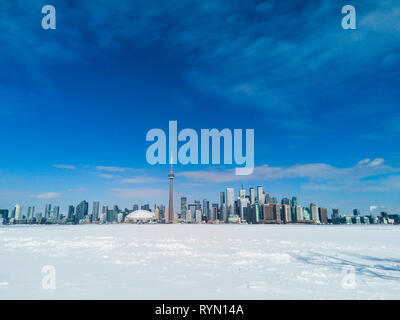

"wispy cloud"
[180, 158, 400, 192]
[361, 158, 385, 167]
[96, 166, 127, 172]
[370, 205, 385, 214]
[120, 177, 163, 184]
[29, 192, 61, 200]
[75, 0, 399, 122]
[5, 1, 400, 123]
[52, 164, 76, 170]
[97, 173, 115, 179]
[302, 173, 400, 193]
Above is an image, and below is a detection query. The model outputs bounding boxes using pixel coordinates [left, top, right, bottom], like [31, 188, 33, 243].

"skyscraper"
[168, 157, 174, 223]
[159, 205, 165, 216]
[185, 209, 192, 223]
[226, 188, 234, 217]
[332, 208, 340, 223]
[220, 203, 227, 222]
[220, 191, 225, 209]
[266, 192, 271, 204]
[67, 205, 75, 219]
[76, 200, 88, 219]
[113, 205, 120, 222]
[303, 207, 311, 221]
[188, 204, 196, 221]
[154, 206, 160, 221]
[257, 186, 263, 203]
[295, 205, 303, 222]
[194, 200, 201, 211]
[180, 197, 187, 217]
[319, 207, 328, 224]
[238, 197, 249, 220]
[14, 204, 22, 220]
[291, 196, 298, 221]
[249, 188, 255, 204]
[0, 209, 9, 220]
[249, 203, 260, 223]
[53, 206, 60, 219]
[195, 210, 202, 223]
[282, 204, 291, 223]
[27, 206, 35, 219]
[239, 187, 246, 198]
[262, 204, 274, 223]
[45, 204, 51, 218]
[209, 204, 218, 221]
[202, 199, 209, 218]
[273, 204, 281, 223]
[310, 203, 319, 223]
[92, 201, 100, 221]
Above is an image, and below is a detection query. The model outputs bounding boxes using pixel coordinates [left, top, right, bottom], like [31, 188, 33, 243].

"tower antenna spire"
[168, 150, 175, 223]
[170, 151, 173, 174]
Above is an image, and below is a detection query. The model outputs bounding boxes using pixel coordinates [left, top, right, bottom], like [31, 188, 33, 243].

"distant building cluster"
[177, 186, 398, 225]
[0, 185, 398, 225]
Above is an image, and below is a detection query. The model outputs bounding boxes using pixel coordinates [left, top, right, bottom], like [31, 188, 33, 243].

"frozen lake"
[0, 224, 399, 299]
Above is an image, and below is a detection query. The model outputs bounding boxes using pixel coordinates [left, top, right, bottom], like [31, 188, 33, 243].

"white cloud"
[302, 167, 400, 193]
[180, 158, 397, 183]
[120, 177, 163, 184]
[52, 164, 76, 170]
[179, 158, 400, 193]
[97, 173, 115, 179]
[96, 166, 127, 172]
[29, 192, 61, 199]
[368, 158, 385, 167]
[370, 205, 385, 213]
[357, 159, 371, 165]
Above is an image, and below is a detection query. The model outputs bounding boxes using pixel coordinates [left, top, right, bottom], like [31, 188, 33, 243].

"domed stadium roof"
[125, 209, 155, 221]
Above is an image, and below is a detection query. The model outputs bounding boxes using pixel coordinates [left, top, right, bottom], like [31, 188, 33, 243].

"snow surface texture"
[0, 224, 399, 299]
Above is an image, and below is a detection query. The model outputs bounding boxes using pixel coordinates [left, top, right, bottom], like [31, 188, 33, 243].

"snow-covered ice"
[0, 224, 399, 299]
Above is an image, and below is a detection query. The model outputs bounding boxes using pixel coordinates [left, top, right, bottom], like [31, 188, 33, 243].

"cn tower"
[168, 153, 174, 223]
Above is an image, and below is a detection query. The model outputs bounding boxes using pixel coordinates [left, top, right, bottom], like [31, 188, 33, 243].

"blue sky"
[1, 0, 400, 215]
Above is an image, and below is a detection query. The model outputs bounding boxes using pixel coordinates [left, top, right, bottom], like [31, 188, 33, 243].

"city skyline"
[1, 179, 396, 223]
[1, 1, 400, 214]
[0, 157, 398, 216]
